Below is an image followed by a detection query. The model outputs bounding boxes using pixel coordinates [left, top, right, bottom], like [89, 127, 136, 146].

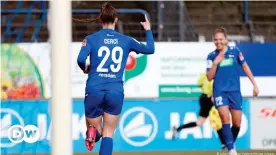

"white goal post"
[50, 0, 72, 155]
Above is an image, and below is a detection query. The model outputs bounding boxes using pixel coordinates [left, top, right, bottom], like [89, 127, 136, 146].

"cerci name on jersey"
[97, 38, 123, 79]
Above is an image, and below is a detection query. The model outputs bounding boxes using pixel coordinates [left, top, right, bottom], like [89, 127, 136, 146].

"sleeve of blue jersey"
[77, 36, 92, 71]
[129, 30, 155, 54]
[206, 53, 214, 72]
[236, 47, 246, 65]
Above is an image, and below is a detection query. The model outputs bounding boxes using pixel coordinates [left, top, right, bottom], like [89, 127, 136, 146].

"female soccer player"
[172, 72, 225, 149]
[76, 3, 155, 155]
[206, 27, 259, 155]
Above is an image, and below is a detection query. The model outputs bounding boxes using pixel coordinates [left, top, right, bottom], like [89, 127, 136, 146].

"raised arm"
[206, 52, 224, 81]
[206, 63, 218, 81]
[130, 31, 155, 54]
[130, 14, 155, 54]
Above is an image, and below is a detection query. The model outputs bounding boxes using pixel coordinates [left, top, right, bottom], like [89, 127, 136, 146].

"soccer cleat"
[172, 126, 178, 140]
[228, 149, 238, 155]
[85, 126, 97, 151]
[221, 144, 227, 151]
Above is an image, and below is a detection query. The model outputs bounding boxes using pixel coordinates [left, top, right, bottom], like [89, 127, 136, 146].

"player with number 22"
[206, 27, 259, 155]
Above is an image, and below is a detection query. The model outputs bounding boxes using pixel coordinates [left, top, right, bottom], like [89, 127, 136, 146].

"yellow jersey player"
[172, 73, 225, 149]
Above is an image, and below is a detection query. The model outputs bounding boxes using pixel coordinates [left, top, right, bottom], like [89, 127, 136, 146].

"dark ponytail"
[72, 2, 117, 24]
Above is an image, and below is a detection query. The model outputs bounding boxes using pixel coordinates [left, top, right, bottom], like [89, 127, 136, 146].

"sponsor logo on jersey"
[107, 34, 114, 37]
[219, 58, 233, 67]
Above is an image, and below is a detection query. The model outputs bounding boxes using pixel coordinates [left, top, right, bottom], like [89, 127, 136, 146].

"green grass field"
[75, 150, 276, 155]
[5, 150, 276, 155]
[88, 150, 276, 155]
[74, 150, 276, 155]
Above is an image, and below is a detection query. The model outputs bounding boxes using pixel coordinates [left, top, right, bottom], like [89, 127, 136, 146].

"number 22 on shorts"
[215, 96, 223, 106]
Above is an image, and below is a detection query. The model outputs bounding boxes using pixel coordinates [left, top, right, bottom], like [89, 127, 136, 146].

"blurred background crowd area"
[1, 1, 276, 100]
[1, 1, 276, 43]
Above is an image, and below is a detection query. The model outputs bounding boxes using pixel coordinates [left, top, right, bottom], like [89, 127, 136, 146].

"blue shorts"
[213, 91, 242, 110]
[84, 85, 124, 118]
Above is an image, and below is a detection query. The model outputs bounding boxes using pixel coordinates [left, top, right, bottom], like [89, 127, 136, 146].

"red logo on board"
[259, 108, 276, 118]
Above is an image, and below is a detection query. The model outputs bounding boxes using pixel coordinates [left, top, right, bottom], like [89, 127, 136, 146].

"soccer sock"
[95, 129, 102, 142]
[222, 124, 234, 150]
[177, 122, 197, 132]
[231, 126, 240, 142]
[216, 128, 225, 145]
[99, 137, 113, 155]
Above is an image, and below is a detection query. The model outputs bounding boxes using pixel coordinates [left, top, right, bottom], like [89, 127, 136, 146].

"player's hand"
[140, 14, 151, 30]
[253, 85, 259, 97]
[213, 52, 224, 65]
[83, 65, 90, 74]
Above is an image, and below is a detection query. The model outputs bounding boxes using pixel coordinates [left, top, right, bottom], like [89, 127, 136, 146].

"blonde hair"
[213, 27, 228, 38]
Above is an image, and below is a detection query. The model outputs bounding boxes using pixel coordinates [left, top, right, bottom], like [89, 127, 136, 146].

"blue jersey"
[77, 29, 155, 93]
[206, 46, 246, 93]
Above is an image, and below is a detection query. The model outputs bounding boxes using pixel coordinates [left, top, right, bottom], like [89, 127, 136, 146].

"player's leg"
[217, 106, 235, 151]
[230, 109, 241, 142]
[196, 94, 213, 126]
[100, 90, 124, 155]
[229, 91, 243, 143]
[216, 128, 226, 149]
[209, 106, 225, 149]
[84, 90, 105, 151]
[172, 94, 210, 139]
[172, 116, 206, 139]
[100, 112, 120, 155]
[196, 116, 208, 126]
[214, 93, 235, 152]
[175, 117, 203, 131]
[86, 116, 103, 142]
